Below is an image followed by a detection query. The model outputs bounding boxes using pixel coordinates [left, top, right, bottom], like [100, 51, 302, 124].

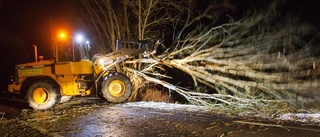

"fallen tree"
[80, 1, 319, 112]
[123, 3, 320, 111]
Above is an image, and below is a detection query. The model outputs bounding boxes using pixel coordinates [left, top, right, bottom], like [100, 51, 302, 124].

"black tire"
[25, 80, 61, 110]
[60, 96, 72, 103]
[97, 89, 106, 100]
[100, 72, 132, 103]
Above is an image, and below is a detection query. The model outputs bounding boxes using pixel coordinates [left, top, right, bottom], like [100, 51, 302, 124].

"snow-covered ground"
[278, 113, 320, 124]
[118, 101, 320, 124]
[120, 101, 210, 112]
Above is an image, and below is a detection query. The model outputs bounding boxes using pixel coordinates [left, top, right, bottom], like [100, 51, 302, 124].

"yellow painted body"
[8, 59, 93, 96]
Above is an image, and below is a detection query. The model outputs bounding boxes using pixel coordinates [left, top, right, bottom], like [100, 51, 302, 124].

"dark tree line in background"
[78, 0, 320, 112]
[79, 0, 233, 53]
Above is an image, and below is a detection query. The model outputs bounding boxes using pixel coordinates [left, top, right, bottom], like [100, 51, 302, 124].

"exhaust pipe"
[33, 45, 38, 62]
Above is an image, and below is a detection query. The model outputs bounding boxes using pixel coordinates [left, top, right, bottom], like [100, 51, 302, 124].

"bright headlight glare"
[98, 58, 113, 66]
[98, 58, 104, 65]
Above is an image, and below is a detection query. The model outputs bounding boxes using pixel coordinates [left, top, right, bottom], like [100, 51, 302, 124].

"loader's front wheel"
[101, 73, 132, 103]
[26, 81, 61, 110]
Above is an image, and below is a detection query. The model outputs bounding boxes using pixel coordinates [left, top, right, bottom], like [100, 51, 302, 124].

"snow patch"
[119, 101, 209, 112]
[119, 101, 320, 124]
[277, 113, 320, 124]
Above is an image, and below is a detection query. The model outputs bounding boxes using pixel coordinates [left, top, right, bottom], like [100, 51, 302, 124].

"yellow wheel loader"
[7, 39, 149, 110]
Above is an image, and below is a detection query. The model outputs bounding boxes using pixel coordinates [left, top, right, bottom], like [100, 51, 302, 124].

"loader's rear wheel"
[101, 73, 132, 103]
[26, 81, 61, 110]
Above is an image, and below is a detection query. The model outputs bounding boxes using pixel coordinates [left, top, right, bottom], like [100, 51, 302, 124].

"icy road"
[0, 97, 320, 137]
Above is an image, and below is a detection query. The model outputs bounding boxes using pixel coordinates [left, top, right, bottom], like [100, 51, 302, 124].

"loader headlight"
[98, 58, 113, 66]
[75, 34, 84, 43]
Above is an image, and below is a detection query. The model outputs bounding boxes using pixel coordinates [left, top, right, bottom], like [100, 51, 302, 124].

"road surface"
[0, 95, 319, 137]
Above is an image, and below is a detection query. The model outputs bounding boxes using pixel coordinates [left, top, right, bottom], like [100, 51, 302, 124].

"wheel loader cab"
[40, 37, 92, 95]
[50, 36, 93, 96]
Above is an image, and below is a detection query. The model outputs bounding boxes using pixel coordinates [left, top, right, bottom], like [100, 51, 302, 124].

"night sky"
[0, 0, 78, 90]
[0, 0, 319, 91]
[0, 0, 77, 56]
